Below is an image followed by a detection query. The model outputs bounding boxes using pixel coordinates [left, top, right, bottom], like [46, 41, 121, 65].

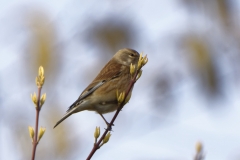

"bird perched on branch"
[54, 48, 140, 128]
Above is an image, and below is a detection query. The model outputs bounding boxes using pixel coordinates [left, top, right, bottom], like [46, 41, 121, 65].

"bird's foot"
[105, 122, 114, 131]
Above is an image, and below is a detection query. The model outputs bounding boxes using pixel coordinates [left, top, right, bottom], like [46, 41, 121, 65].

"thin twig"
[86, 69, 139, 160]
[31, 87, 42, 160]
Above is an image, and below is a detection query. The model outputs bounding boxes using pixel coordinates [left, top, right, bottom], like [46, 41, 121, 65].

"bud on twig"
[142, 55, 148, 66]
[99, 132, 111, 148]
[117, 92, 125, 104]
[36, 66, 45, 88]
[38, 66, 44, 77]
[196, 141, 202, 153]
[137, 53, 143, 69]
[40, 93, 46, 108]
[28, 126, 35, 142]
[37, 127, 46, 142]
[125, 93, 131, 103]
[194, 141, 204, 160]
[94, 127, 100, 143]
[130, 63, 135, 78]
[31, 93, 38, 106]
[136, 70, 142, 81]
[103, 132, 111, 144]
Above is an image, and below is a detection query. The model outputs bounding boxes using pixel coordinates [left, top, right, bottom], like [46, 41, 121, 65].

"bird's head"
[114, 48, 140, 66]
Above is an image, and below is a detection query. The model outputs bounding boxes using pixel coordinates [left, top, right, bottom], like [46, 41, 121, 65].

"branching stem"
[86, 69, 140, 160]
[31, 87, 42, 160]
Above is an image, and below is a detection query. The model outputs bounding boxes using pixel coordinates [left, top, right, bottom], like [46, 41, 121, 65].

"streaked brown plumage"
[54, 48, 139, 128]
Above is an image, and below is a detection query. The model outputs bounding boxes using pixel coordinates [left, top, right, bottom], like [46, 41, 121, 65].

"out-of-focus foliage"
[186, 37, 219, 97]
[1, 11, 81, 160]
[24, 12, 60, 83]
[84, 17, 136, 55]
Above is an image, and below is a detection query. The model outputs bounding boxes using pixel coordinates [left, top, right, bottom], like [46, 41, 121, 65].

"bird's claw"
[105, 122, 114, 131]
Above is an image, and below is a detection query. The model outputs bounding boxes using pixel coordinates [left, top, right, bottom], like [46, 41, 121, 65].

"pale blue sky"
[1, 1, 240, 160]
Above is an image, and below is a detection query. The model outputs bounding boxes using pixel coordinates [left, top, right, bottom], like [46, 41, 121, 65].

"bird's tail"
[53, 107, 77, 128]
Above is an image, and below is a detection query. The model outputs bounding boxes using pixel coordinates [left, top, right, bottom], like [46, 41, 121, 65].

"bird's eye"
[130, 53, 134, 57]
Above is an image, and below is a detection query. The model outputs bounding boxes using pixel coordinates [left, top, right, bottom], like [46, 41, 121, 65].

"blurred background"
[1, 0, 240, 160]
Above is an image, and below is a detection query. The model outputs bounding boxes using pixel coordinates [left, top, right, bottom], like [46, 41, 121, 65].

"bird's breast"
[94, 102, 119, 114]
[89, 72, 132, 114]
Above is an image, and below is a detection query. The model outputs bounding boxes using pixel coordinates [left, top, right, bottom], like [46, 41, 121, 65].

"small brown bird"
[54, 48, 140, 128]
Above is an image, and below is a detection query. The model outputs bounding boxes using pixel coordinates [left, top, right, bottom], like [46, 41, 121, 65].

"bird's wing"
[66, 59, 123, 112]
